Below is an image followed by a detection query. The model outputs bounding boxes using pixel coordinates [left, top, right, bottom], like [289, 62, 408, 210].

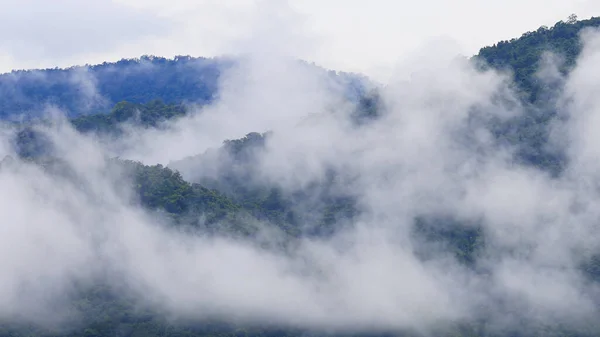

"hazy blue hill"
[0, 55, 226, 119]
[0, 55, 369, 120]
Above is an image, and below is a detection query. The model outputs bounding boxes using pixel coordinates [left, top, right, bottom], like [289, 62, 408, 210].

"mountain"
[2, 15, 600, 337]
[0, 56, 224, 119]
[473, 16, 600, 175]
[476, 15, 600, 102]
[0, 56, 369, 120]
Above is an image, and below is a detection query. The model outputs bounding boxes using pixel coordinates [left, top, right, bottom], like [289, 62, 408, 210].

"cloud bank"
[3, 5, 600, 337]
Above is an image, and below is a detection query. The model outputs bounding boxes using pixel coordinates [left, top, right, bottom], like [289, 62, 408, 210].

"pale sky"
[0, 0, 599, 81]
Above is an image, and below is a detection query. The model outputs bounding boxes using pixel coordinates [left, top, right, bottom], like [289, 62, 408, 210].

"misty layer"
[3, 24, 600, 337]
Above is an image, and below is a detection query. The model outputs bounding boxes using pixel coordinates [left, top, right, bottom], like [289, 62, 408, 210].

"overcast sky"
[0, 0, 599, 81]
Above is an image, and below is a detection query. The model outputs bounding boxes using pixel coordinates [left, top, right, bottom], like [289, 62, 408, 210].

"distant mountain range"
[0, 55, 368, 119]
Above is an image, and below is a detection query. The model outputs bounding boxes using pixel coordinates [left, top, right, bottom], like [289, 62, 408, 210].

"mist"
[2, 4, 600, 337]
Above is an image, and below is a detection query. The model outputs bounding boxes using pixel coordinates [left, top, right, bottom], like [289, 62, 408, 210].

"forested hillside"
[0, 56, 224, 118]
[1, 15, 600, 337]
[476, 15, 600, 102]
[475, 16, 600, 175]
[0, 56, 368, 119]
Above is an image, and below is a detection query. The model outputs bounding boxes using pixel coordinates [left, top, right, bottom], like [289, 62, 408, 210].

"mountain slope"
[0, 56, 224, 119]
[0, 56, 369, 119]
[476, 15, 600, 102]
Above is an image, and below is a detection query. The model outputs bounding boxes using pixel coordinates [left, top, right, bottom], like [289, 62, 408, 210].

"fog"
[1, 4, 600, 336]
